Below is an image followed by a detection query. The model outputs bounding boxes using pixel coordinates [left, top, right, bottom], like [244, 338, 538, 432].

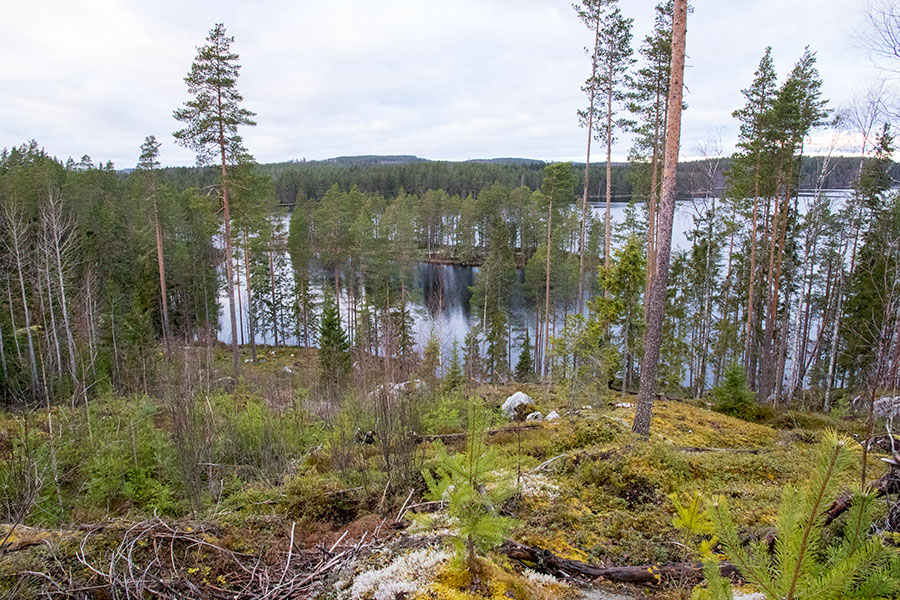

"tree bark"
[243, 229, 257, 363]
[153, 197, 170, 350]
[632, 0, 687, 436]
[577, 13, 601, 316]
[218, 87, 240, 382]
[543, 196, 553, 377]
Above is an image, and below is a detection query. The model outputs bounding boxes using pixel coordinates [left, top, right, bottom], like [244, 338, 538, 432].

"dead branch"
[501, 540, 738, 585]
[417, 424, 542, 442]
[824, 466, 900, 525]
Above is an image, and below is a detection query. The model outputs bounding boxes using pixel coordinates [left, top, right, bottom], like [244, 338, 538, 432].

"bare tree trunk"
[42, 248, 63, 379]
[578, 14, 601, 315]
[643, 98, 662, 319]
[217, 100, 240, 381]
[6, 280, 22, 364]
[604, 66, 614, 277]
[743, 159, 762, 372]
[269, 250, 279, 347]
[243, 229, 257, 362]
[0, 316, 6, 386]
[4, 205, 40, 394]
[153, 197, 170, 349]
[44, 194, 79, 397]
[236, 253, 245, 345]
[632, 0, 687, 436]
[543, 196, 553, 377]
[824, 244, 846, 412]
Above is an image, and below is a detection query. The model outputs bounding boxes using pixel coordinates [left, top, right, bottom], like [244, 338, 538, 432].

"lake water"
[217, 192, 850, 373]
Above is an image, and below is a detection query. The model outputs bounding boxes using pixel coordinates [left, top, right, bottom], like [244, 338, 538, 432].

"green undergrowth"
[0, 366, 891, 599]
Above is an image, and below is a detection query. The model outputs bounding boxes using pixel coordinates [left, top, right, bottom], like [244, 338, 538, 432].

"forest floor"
[0, 346, 889, 599]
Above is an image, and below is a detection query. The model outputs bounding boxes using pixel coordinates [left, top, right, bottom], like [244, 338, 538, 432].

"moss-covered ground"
[0, 346, 889, 599]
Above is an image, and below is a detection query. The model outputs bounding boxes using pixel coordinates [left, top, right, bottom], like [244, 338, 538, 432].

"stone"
[545, 411, 560, 422]
[526, 411, 543, 422]
[874, 396, 900, 419]
[502, 391, 533, 419]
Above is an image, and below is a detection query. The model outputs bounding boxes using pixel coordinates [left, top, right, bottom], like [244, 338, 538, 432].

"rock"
[874, 396, 900, 419]
[282, 366, 295, 374]
[502, 392, 534, 419]
[395, 380, 425, 394]
[369, 380, 426, 401]
[615, 402, 634, 409]
[545, 411, 560, 422]
[526, 411, 543, 422]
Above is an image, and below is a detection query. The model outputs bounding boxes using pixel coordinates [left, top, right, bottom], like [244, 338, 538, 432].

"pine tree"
[422, 398, 515, 573]
[594, 2, 635, 273]
[632, 0, 687, 436]
[173, 22, 257, 382]
[574, 0, 604, 314]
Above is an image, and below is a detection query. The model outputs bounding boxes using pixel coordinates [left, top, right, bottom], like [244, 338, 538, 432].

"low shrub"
[711, 365, 758, 421]
[282, 468, 360, 524]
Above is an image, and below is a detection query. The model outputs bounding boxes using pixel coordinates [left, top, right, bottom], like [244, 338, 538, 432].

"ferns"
[707, 430, 900, 600]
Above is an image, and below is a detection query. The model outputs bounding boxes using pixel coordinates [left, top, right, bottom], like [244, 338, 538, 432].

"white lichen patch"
[339, 547, 451, 600]
[518, 473, 560, 499]
[523, 568, 561, 587]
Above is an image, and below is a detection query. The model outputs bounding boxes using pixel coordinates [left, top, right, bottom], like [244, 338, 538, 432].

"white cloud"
[0, 0, 883, 168]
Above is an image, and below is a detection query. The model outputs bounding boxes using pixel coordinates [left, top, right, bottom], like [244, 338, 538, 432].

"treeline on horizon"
[131, 153, 882, 206]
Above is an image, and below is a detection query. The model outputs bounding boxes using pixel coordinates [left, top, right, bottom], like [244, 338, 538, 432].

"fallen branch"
[417, 424, 541, 442]
[677, 447, 770, 454]
[824, 467, 900, 525]
[500, 540, 738, 585]
[529, 454, 567, 473]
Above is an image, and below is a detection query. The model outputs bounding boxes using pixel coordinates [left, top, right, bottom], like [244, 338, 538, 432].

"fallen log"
[417, 424, 542, 443]
[824, 467, 900, 525]
[677, 446, 770, 454]
[500, 541, 738, 585]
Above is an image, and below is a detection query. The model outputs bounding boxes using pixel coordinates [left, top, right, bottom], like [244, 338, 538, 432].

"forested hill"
[151, 154, 894, 207]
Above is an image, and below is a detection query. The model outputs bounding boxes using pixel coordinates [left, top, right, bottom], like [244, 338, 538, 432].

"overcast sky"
[0, 0, 887, 168]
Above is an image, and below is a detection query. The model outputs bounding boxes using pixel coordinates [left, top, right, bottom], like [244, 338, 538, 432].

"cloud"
[0, 0, 881, 168]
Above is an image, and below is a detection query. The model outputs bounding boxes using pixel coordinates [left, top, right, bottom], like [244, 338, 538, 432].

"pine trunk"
[632, 0, 687, 436]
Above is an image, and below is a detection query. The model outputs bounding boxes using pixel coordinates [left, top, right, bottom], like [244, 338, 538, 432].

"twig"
[396, 488, 415, 522]
[278, 521, 296, 586]
[328, 530, 348, 554]
[529, 454, 567, 473]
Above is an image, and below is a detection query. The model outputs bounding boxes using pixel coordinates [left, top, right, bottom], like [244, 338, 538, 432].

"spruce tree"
[318, 289, 350, 403]
[446, 341, 464, 390]
[515, 329, 533, 382]
[135, 135, 170, 349]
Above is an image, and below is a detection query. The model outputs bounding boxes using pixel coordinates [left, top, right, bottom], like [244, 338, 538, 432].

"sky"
[0, 0, 888, 168]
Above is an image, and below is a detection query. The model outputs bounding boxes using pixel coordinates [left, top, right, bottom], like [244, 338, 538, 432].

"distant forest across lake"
[137, 153, 889, 207]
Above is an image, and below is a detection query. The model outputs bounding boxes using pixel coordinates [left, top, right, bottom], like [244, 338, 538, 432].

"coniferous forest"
[3, 2, 900, 599]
